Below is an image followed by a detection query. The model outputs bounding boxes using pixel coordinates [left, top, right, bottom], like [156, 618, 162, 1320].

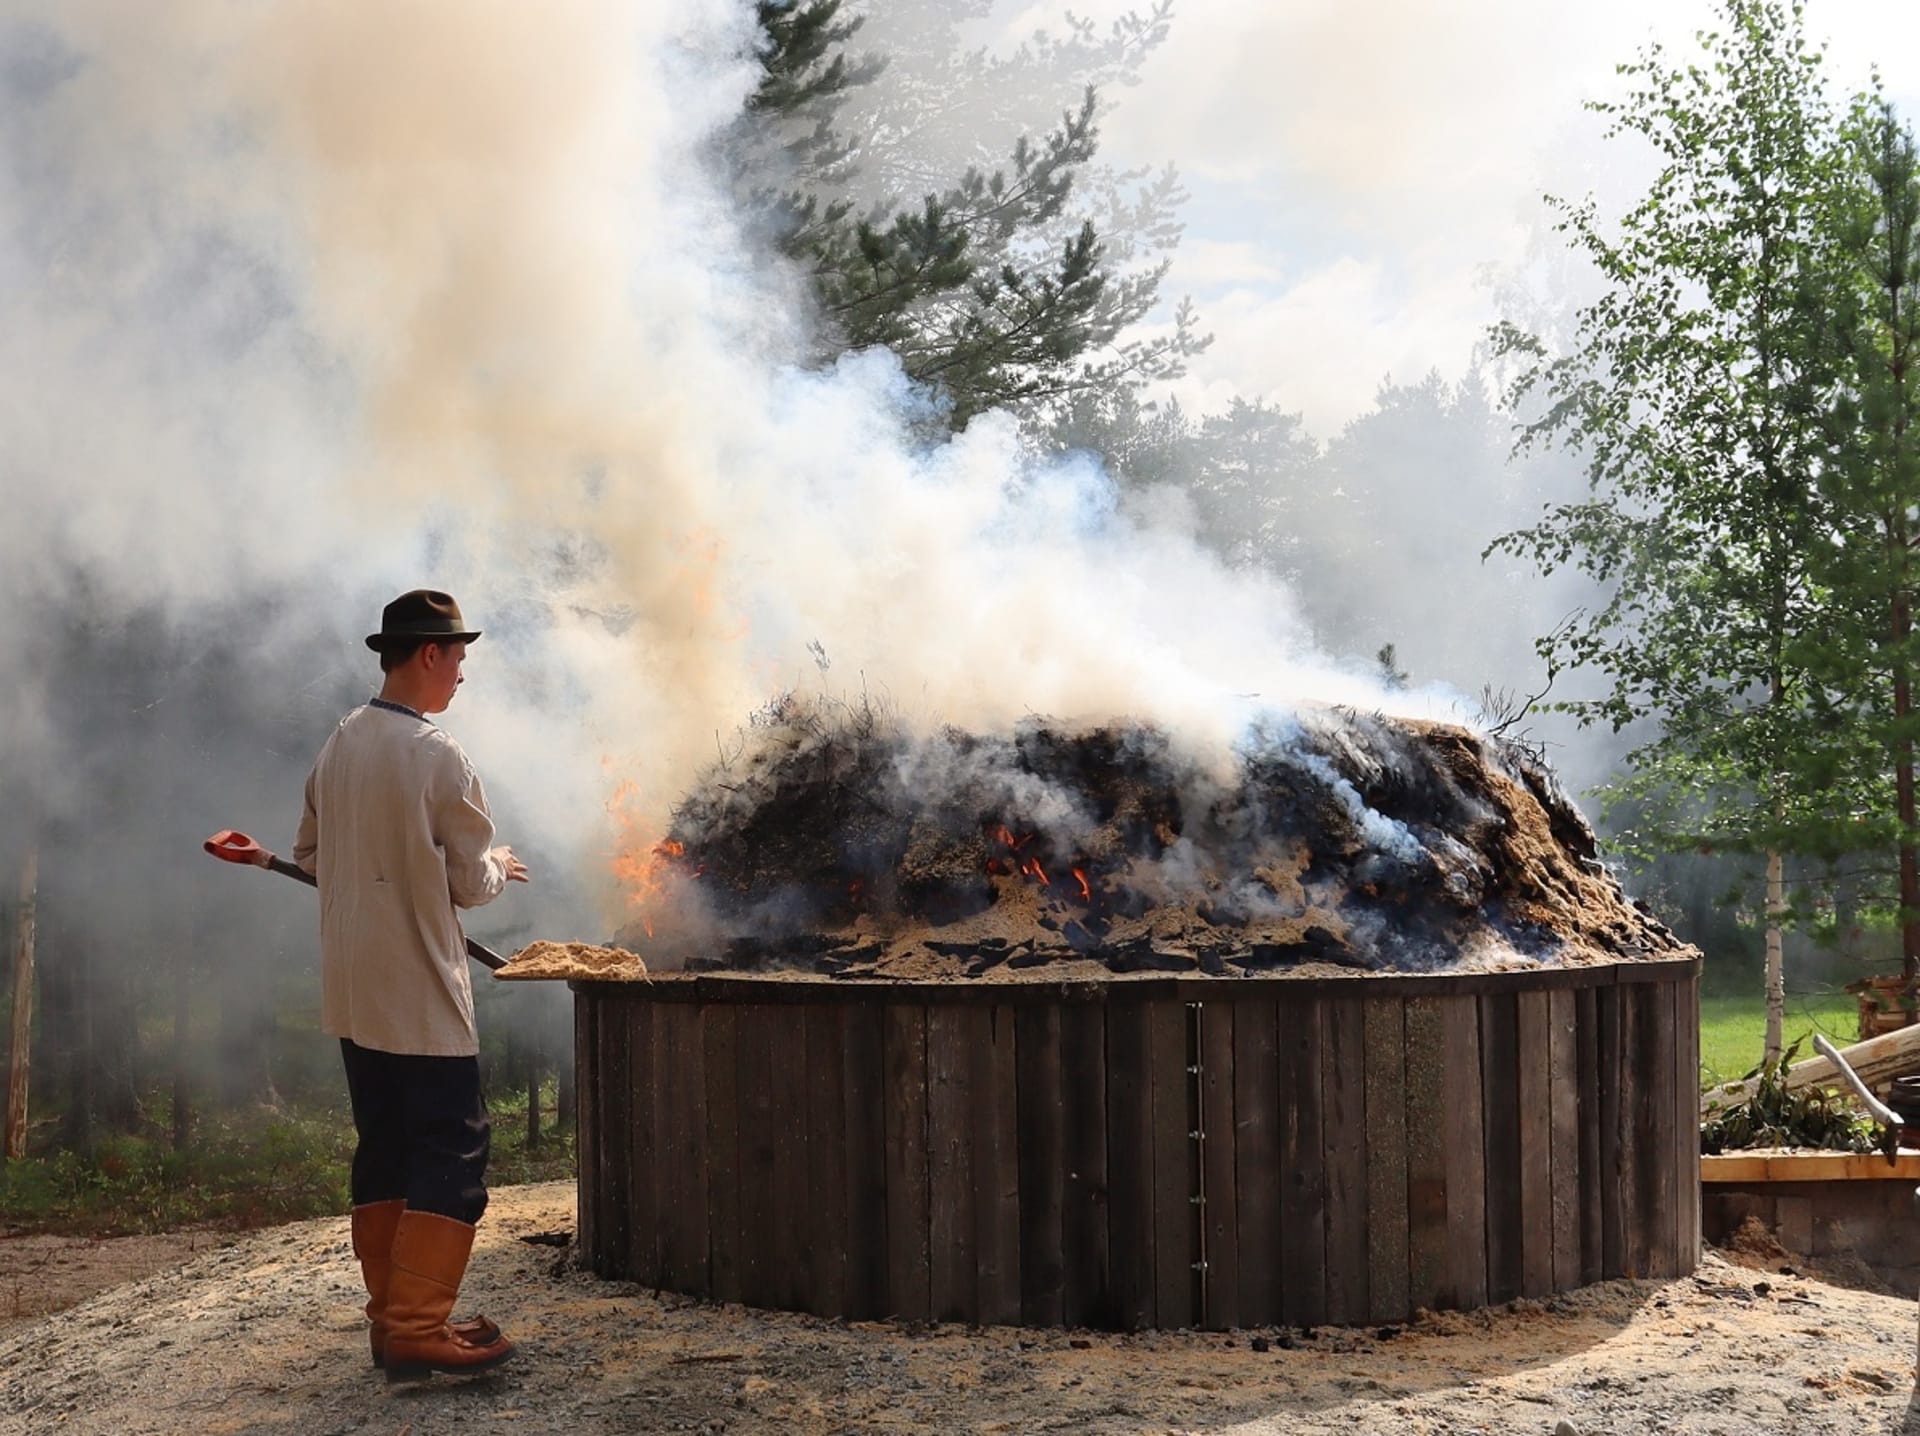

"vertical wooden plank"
[927, 1005, 977, 1323]
[1016, 1004, 1066, 1327]
[704, 1004, 742, 1304]
[1479, 993, 1523, 1303]
[1233, 998, 1281, 1325]
[1281, 996, 1328, 1326]
[1548, 988, 1581, 1294]
[1403, 996, 1448, 1314]
[1150, 1000, 1196, 1328]
[598, 1000, 632, 1279]
[1577, 985, 1604, 1285]
[1199, 1000, 1240, 1330]
[1321, 996, 1370, 1324]
[842, 1003, 890, 1320]
[657, 1004, 709, 1296]
[1440, 994, 1486, 1311]
[882, 1005, 931, 1322]
[1615, 983, 1648, 1280]
[1516, 990, 1554, 1299]
[734, 1005, 778, 1308]
[1676, 974, 1702, 1271]
[973, 1005, 1022, 1326]
[1639, 980, 1680, 1279]
[627, 1000, 658, 1287]
[1106, 996, 1156, 1330]
[1597, 984, 1626, 1279]
[573, 994, 597, 1273]
[1364, 997, 1409, 1323]
[806, 1004, 850, 1317]
[768, 1010, 811, 1310]
[1060, 1001, 1111, 1328]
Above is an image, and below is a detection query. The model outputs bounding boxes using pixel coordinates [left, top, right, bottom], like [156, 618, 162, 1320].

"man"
[294, 589, 530, 1383]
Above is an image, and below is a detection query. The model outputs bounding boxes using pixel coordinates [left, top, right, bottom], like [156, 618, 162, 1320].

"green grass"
[0, 1079, 576, 1237]
[1697, 990, 1861, 1090]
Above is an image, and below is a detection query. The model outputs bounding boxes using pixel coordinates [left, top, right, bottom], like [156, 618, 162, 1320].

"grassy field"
[1697, 990, 1861, 1089]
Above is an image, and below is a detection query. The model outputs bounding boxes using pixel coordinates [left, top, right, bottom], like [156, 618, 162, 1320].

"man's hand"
[493, 845, 532, 884]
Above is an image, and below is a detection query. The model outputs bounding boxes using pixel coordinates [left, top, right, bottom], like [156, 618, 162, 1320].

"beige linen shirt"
[293, 702, 507, 1056]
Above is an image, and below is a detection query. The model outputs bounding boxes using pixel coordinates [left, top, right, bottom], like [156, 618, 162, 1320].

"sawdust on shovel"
[494, 940, 647, 982]
[3, 1182, 1918, 1435]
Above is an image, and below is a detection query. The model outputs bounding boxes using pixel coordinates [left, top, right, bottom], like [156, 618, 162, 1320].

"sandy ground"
[3, 1182, 1919, 1435]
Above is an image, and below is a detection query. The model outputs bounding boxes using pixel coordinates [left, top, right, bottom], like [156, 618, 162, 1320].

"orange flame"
[1072, 867, 1091, 902]
[607, 779, 693, 940]
[1021, 856, 1050, 886]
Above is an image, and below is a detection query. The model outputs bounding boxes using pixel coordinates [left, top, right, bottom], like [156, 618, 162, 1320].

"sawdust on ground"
[3, 1182, 1919, 1435]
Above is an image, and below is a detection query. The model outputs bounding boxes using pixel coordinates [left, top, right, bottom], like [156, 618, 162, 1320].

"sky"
[1007, 0, 1920, 435]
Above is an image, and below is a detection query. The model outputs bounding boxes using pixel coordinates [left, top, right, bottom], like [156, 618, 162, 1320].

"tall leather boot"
[352, 1200, 501, 1369]
[382, 1210, 515, 1383]
[351, 1200, 407, 1365]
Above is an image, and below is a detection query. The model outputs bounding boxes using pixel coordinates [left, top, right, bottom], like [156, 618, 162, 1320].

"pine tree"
[731, 1, 1206, 428]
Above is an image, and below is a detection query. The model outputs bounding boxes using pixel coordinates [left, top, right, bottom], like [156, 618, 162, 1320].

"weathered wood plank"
[1516, 989, 1554, 1299]
[1198, 999, 1240, 1330]
[882, 1005, 931, 1322]
[628, 1000, 659, 1287]
[927, 1005, 977, 1323]
[1439, 994, 1486, 1311]
[1597, 985, 1625, 1279]
[842, 1003, 890, 1320]
[1363, 997, 1409, 1322]
[805, 1004, 850, 1317]
[1676, 975, 1702, 1271]
[1576, 985, 1603, 1286]
[1060, 1001, 1111, 1328]
[767, 1010, 810, 1310]
[1281, 996, 1328, 1326]
[703, 1004, 741, 1304]
[1322, 995, 1370, 1324]
[1015, 1004, 1066, 1328]
[574, 995, 597, 1272]
[1403, 996, 1448, 1314]
[1106, 998, 1156, 1330]
[973, 1005, 1022, 1326]
[1479, 993, 1523, 1304]
[1548, 988, 1580, 1294]
[1640, 981, 1680, 1279]
[1150, 1000, 1196, 1328]
[1232, 998, 1282, 1325]
[658, 1004, 709, 1295]
[733, 1005, 778, 1308]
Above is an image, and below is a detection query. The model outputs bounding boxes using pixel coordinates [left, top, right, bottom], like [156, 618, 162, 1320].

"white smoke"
[0, 0, 1461, 935]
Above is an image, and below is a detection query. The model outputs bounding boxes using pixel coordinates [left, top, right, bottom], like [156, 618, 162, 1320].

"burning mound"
[615, 699, 1688, 981]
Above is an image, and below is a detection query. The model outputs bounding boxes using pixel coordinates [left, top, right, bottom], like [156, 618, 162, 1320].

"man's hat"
[364, 589, 482, 652]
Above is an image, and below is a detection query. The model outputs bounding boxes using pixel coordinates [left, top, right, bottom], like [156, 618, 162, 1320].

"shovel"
[204, 829, 507, 970]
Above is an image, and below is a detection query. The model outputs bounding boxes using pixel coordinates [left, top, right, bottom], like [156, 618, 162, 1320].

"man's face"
[420, 640, 468, 714]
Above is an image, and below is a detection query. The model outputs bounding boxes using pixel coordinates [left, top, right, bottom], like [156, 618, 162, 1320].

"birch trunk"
[1764, 848, 1786, 1064]
[5, 849, 38, 1161]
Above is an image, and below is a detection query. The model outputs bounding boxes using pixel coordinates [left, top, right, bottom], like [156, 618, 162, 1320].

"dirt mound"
[607, 701, 1689, 979]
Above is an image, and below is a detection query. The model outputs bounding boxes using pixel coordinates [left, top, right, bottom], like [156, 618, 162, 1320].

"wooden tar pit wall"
[569, 958, 1701, 1330]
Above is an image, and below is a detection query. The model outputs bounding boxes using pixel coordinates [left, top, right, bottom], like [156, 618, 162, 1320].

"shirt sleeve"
[292, 764, 320, 876]
[437, 745, 507, 910]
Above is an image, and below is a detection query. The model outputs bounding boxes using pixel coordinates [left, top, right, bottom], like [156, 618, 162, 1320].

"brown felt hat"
[364, 589, 482, 652]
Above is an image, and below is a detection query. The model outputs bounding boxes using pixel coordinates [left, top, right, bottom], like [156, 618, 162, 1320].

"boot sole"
[384, 1345, 516, 1384]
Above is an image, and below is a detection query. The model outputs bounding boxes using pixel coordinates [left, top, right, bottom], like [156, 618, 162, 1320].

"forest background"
[4, 0, 1920, 1229]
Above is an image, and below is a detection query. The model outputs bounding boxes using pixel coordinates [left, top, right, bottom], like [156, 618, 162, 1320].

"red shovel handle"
[205, 829, 272, 868]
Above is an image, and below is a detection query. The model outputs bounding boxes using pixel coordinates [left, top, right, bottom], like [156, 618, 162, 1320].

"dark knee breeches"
[339, 1038, 491, 1224]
